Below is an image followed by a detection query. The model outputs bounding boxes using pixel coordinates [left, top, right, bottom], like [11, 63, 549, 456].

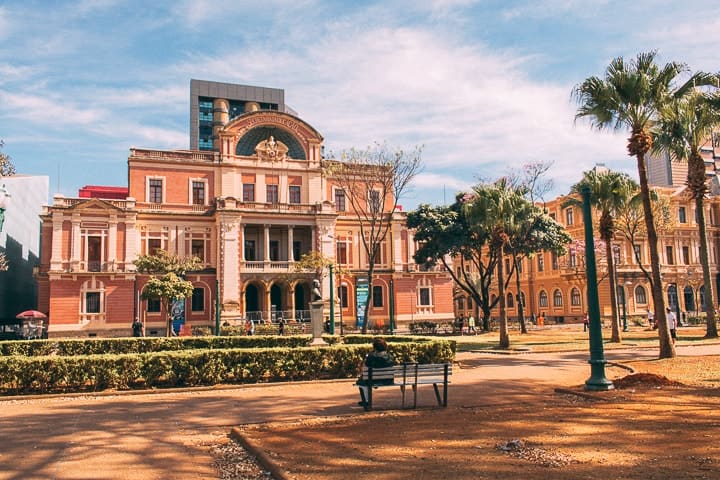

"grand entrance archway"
[245, 283, 263, 321]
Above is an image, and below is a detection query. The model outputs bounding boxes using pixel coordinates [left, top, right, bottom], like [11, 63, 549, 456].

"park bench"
[356, 363, 452, 411]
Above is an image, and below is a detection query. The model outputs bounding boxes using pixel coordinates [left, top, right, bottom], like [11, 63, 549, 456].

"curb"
[230, 427, 292, 480]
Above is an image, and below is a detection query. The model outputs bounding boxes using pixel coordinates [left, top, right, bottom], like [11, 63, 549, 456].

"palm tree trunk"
[498, 247, 509, 349]
[514, 256, 528, 334]
[634, 143, 675, 358]
[605, 238, 621, 342]
[694, 195, 718, 337]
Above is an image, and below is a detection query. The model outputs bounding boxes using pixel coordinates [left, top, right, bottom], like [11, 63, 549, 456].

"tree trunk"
[498, 247, 510, 349]
[361, 265, 375, 334]
[514, 256, 528, 334]
[693, 189, 718, 338]
[605, 237, 621, 342]
[632, 137, 674, 358]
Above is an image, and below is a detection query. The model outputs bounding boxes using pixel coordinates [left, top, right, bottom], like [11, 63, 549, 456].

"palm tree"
[572, 51, 705, 359]
[465, 179, 527, 349]
[654, 87, 720, 338]
[566, 169, 639, 343]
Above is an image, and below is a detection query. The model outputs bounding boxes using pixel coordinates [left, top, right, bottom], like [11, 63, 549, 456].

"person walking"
[278, 317, 285, 336]
[468, 315, 476, 335]
[666, 307, 677, 343]
[583, 312, 589, 332]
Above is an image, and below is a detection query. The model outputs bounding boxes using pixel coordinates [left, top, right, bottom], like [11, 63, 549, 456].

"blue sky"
[1, 0, 718, 209]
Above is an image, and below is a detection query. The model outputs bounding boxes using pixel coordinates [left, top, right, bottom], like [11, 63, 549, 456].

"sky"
[1, 0, 719, 209]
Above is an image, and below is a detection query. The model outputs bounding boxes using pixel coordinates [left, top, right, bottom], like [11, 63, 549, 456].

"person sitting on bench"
[357, 337, 395, 407]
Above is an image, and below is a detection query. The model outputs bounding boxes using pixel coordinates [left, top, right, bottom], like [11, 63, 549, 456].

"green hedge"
[0, 335, 313, 357]
[0, 339, 455, 395]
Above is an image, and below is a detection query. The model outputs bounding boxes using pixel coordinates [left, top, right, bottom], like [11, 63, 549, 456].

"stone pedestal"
[309, 301, 326, 345]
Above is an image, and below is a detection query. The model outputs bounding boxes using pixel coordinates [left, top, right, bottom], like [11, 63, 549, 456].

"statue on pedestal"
[312, 279, 322, 302]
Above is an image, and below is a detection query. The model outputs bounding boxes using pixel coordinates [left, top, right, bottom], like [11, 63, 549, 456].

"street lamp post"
[580, 186, 613, 391]
[329, 264, 335, 335]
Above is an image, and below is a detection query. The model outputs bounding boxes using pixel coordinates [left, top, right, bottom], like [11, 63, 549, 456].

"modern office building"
[0, 175, 49, 321]
[190, 79, 297, 151]
[38, 82, 454, 337]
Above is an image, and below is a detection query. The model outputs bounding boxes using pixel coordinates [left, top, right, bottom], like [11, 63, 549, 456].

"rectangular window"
[88, 236, 102, 272]
[569, 251, 577, 268]
[243, 184, 255, 202]
[192, 181, 205, 205]
[537, 254, 544, 272]
[467, 298, 472, 309]
[293, 241, 302, 262]
[85, 292, 101, 313]
[289, 185, 301, 204]
[682, 246, 690, 265]
[679, 206, 687, 223]
[457, 297, 465, 310]
[269, 240, 279, 261]
[191, 239, 205, 263]
[339, 285, 349, 308]
[369, 190, 381, 213]
[335, 190, 346, 211]
[633, 244, 642, 264]
[565, 208, 574, 225]
[148, 238, 161, 256]
[372, 285, 383, 307]
[149, 179, 163, 203]
[266, 184, 279, 204]
[191, 288, 204, 312]
[147, 297, 161, 313]
[551, 253, 558, 270]
[666, 246, 674, 265]
[418, 287, 432, 306]
[336, 243, 348, 264]
[245, 240, 256, 261]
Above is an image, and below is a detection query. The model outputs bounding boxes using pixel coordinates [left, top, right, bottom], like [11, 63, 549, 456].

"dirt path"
[0, 345, 716, 479]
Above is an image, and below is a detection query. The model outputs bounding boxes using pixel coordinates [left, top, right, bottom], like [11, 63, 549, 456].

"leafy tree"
[0, 140, 16, 177]
[324, 143, 422, 333]
[465, 179, 535, 348]
[565, 169, 638, 343]
[572, 51, 711, 358]
[504, 203, 571, 333]
[654, 87, 720, 338]
[408, 195, 500, 332]
[134, 250, 201, 336]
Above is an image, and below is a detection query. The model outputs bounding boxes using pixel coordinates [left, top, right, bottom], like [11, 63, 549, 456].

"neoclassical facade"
[454, 185, 720, 325]
[38, 109, 453, 337]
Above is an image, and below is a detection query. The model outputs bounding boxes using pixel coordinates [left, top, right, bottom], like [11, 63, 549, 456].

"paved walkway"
[0, 344, 717, 480]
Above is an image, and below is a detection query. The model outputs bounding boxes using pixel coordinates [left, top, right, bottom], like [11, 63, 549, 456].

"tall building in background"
[189, 79, 297, 151]
[0, 175, 48, 320]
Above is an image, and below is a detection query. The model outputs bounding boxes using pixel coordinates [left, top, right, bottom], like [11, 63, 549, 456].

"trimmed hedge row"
[0, 339, 455, 396]
[0, 335, 313, 357]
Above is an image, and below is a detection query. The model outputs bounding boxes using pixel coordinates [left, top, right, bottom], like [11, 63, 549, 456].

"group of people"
[648, 308, 678, 342]
[454, 314, 476, 335]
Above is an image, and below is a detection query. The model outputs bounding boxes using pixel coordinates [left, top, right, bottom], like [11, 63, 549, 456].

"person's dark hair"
[372, 337, 388, 352]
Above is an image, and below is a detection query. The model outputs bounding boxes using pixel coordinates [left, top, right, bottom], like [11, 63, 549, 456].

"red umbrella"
[15, 310, 47, 319]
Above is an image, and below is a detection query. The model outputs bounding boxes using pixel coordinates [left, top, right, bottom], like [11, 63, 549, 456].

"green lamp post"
[329, 264, 335, 335]
[580, 185, 614, 391]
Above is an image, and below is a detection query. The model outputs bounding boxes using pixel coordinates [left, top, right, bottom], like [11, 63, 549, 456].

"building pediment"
[71, 198, 126, 212]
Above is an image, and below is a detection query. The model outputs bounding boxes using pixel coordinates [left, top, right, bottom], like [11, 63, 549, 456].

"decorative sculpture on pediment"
[255, 136, 289, 161]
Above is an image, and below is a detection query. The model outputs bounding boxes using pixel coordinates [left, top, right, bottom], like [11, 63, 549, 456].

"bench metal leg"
[432, 383, 442, 406]
[400, 385, 406, 409]
[412, 385, 418, 409]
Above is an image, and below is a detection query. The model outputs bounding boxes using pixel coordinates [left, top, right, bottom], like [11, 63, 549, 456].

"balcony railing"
[242, 261, 293, 272]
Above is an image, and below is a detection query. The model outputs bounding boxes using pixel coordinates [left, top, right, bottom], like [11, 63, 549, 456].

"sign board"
[171, 298, 185, 335]
[356, 277, 369, 327]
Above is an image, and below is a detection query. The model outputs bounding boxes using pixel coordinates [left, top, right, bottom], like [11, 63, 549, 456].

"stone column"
[264, 224, 270, 262]
[71, 214, 81, 271]
[50, 212, 64, 271]
[288, 225, 294, 261]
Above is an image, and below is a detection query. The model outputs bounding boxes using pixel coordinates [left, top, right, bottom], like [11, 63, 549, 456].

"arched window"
[570, 288, 581, 306]
[507, 293, 514, 308]
[539, 290, 548, 308]
[553, 289, 563, 307]
[634, 285, 647, 304]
